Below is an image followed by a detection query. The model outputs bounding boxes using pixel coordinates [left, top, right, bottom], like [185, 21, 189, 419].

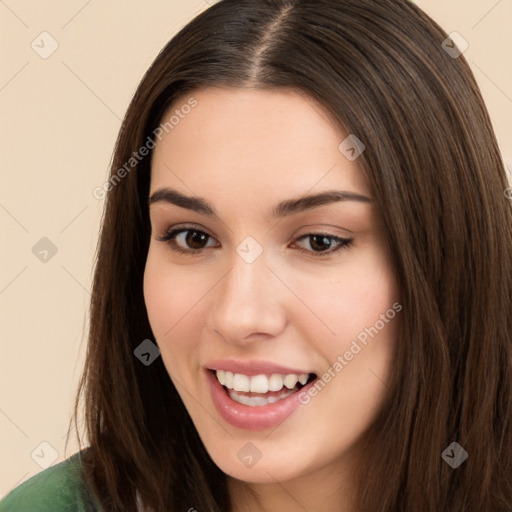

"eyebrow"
[148, 187, 372, 218]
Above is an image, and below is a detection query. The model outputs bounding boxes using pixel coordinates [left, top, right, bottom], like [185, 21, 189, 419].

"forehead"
[150, 87, 371, 201]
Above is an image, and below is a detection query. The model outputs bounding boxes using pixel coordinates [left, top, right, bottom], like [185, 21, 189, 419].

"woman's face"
[144, 87, 401, 488]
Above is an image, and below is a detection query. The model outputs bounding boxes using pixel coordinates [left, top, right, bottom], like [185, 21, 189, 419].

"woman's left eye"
[156, 227, 353, 258]
[292, 233, 353, 257]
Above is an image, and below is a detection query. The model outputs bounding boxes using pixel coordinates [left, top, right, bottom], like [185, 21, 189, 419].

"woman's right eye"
[156, 227, 219, 255]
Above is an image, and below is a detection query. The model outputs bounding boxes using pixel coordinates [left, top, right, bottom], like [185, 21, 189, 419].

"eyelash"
[155, 225, 354, 258]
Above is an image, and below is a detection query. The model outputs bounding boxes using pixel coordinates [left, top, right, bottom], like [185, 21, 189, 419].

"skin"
[143, 87, 401, 512]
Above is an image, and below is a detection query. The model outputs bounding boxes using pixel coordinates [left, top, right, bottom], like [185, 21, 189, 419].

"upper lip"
[205, 359, 314, 376]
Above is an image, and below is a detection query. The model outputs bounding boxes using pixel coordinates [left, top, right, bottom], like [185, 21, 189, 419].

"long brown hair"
[67, 0, 512, 510]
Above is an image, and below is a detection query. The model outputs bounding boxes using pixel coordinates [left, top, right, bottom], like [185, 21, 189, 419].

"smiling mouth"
[210, 369, 317, 407]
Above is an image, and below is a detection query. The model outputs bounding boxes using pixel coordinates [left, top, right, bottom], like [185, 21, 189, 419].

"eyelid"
[154, 222, 214, 240]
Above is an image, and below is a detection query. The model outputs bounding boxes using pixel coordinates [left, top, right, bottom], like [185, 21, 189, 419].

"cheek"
[303, 282, 400, 448]
[290, 250, 399, 351]
[143, 256, 175, 338]
[143, 248, 201, 335]
[323, 262, 400, 416]
[143, 249, 206, 372]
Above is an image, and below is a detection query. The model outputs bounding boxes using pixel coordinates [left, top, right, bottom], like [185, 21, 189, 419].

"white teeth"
[216, 369, 226, 386]
[228, 387, 296, 407]
[268, 373, 284, 391]
[249, 374, 269, 393]
[225, 371, 234, 389]
[284, 374, 298, 389]
[215, 371, 310, 393]
[232, 373, 250, 392]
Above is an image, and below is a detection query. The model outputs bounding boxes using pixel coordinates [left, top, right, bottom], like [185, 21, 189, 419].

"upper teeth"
[215, 370, 309, 393]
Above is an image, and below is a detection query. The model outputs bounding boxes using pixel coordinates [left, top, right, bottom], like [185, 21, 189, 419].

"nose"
[207, 248, 287, 345]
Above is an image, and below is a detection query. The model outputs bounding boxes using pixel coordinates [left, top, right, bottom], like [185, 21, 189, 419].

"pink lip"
[205, 368, 317, 431]
[205, 358, 313, 376]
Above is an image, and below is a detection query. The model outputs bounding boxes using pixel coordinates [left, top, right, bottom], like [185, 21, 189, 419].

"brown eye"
[309, 235, 335, 252]
[184, 230, 210, 249]
[294, 233, 353, 257]
[156, 227, 218, 253]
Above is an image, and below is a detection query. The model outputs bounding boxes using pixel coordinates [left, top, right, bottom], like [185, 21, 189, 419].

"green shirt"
[0, 450, 103, 511]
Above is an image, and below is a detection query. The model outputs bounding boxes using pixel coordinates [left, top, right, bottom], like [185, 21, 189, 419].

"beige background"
[1, 0, 511, 497]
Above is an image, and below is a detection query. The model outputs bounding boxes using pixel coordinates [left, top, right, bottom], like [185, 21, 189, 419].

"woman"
[2, 0, 511, 510]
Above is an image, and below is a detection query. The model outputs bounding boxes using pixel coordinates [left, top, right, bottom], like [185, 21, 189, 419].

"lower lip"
[205, 369, 315, 431]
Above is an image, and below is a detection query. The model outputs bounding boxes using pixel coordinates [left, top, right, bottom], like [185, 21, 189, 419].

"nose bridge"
[229, 246, 268, 297]
[209, 240, 285, 342]
[222, 234, 270, 300]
